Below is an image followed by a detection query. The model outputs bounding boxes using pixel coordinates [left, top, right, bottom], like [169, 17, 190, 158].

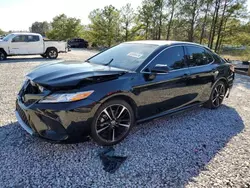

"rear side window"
[12, 35, 27, 42]
[27, 35, 39, 42]
[149, 46, 186, 70]
[213, 53, 226, 64]
[186, 46, 214, 67]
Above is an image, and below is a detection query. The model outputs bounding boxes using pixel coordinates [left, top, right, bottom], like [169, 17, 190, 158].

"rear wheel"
[204, 81, 226, 109]
[46, 48, 58, 59]
[91, 100, 135, 146]
[0, 50, 7, 61]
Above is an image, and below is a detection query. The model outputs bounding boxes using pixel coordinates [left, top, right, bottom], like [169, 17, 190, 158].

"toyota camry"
[16, 41, 234, 146]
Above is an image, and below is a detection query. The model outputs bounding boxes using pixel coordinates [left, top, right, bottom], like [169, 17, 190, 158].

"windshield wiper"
[103, 58, 114, 66]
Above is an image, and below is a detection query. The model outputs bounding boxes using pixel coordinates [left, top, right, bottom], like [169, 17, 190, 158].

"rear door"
[184, 45, 216, 103]
[9, 35, 29, 55]
[27, 35, 43, 54]
[134, 46, 195, 119]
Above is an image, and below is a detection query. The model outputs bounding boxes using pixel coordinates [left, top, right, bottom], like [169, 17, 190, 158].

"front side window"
[27, 35, 39, 42]
[147, 46, 186, 71]
[186, 46, 214, 67]
[3, 34, 15, 41]
[88, 43, 158, 71]
[12, 35, 27, 42]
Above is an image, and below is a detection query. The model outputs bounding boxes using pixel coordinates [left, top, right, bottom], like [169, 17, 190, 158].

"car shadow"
[0, 105, 244, 187]
[0, 57, 64, 63]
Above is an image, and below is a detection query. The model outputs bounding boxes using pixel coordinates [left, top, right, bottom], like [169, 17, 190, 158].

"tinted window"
[27, 35, 39, 42]
[213, 53, 226, 64]
[149, 46, 186, 70]
[12, 35, 27, 42]
[88, 43, 158, 71]
[186, 46, 214, 66]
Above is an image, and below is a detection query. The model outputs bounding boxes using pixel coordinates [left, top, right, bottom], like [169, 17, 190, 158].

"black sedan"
[16, 41, 234, 146]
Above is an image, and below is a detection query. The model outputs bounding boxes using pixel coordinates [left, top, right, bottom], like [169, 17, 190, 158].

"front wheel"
[46, 48, 58, 59]
[204, 81, 226, 109]
[0, 50, 7, 61]
[91, 100, 135, 146]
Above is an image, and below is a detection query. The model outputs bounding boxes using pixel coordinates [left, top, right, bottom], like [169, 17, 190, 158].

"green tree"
[214, 0, 247, 51]
[30, 21, 50, 36]
[181, 0, 204, 42]
[153, 0, 165, 39]
[199, 0, 213, 44]
[0, 29, 5, 36]
[88, 5, 120, 47]
[138, 0, 154, 39]
[0, 30, 4, 36]
[47, 14, 83, 40]
[166, 0, 179, 40]
[120, 3, 135, 41]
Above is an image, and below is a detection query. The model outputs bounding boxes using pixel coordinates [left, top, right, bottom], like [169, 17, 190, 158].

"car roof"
[124, 40, 206, 48]
[11, 33, 40, 36]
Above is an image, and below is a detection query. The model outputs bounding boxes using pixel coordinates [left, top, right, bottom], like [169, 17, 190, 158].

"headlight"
[39, 90, 94, 103]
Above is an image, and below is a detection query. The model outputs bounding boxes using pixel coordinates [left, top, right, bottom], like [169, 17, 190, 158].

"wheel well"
[46, 47, 57, 53]
[216, 78, 228, 88]
[104, 95, 138, 119]
[0, 48, 7, 55]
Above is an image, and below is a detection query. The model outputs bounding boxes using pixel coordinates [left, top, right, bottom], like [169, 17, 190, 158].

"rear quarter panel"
[44, 41, 67, 52]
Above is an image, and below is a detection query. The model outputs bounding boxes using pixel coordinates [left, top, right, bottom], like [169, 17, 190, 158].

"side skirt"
[137, 102, 204, 124]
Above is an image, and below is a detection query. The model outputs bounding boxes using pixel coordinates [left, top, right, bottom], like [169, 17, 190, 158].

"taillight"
[230, 64, 235, 72]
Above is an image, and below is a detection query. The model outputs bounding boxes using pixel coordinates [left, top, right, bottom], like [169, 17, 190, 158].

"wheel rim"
[49, 50, 57, 58]
[0, 52, 5, 60]
[212, 83, 225, 107]
[95, 104, 132, 143]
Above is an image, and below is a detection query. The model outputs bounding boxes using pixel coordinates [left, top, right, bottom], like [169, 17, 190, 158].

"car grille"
[16, 101, 30, 128]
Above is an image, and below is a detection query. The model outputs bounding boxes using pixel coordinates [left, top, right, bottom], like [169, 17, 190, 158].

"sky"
[0, 0, 250, 31]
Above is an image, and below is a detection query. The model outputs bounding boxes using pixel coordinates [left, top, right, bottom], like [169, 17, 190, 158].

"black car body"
[16, 41, 234, 145]
[68, 38, 88, 48]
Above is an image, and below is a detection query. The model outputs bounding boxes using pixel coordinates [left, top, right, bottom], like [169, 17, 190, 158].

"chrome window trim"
[140, 44, 215, 74]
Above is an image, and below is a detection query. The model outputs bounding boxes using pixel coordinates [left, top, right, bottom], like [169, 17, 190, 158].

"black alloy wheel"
[91, 100, 134, 146]
[205, 81, 226, 109]
[212, 82, 225, 107]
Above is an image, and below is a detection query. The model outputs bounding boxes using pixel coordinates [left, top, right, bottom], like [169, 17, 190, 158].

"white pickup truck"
[0, 33, 68, 60]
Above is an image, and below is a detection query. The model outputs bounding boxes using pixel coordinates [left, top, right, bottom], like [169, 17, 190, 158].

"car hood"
[27, 61, 128, 88]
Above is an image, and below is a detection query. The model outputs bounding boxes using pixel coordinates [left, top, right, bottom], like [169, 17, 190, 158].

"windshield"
[3, 34, 14, 42]
[88, 43, 158, 71]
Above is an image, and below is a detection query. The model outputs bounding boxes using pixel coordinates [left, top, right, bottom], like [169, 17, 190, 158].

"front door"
[133, 46, 195, 119]
[9, 35, 29, 55]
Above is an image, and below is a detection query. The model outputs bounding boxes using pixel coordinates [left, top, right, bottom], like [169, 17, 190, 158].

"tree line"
[3, 0, 249, 52]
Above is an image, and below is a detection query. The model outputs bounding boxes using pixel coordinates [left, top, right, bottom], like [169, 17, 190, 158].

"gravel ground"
[0, 49, 250, 187]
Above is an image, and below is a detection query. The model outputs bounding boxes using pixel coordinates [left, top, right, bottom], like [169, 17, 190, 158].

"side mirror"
[151, 64, 169, 73]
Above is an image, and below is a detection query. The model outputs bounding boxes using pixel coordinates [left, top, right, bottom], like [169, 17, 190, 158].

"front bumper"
[15, 111, 35, 135]
[15, 96, 99, 142]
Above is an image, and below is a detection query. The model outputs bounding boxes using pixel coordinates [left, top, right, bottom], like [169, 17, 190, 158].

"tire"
[204, 81, 226, 109]
[46, 48, 58, 59]
[0, 50, 7, 61]
[91, 99, 135, 146]
[40, 54, 47, 58]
